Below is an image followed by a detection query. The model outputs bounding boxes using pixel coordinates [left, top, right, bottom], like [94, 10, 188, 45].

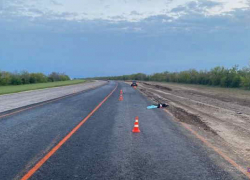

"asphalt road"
[0, 81, 248, 180]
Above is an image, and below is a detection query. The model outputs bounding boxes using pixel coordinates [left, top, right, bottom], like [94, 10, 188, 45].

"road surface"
[0, 81, 248, 180]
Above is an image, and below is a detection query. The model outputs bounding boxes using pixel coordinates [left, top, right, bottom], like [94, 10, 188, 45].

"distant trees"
[95, 65, 250, 89]
[48, 72, 70, 82]
[0, 71, 70, 86]
[0, 71, 11, 85]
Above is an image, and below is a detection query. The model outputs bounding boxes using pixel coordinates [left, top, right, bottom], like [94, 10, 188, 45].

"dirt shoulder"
[131, 81, 250, 170]
[0, 80, 107, 113]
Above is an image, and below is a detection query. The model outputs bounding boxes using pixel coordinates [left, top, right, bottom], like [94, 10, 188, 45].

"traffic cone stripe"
[119, 94, 123, 101]
[132, 116, 140, 133]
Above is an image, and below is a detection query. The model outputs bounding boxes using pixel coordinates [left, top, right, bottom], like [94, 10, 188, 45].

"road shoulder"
[0, 80, 107, 114]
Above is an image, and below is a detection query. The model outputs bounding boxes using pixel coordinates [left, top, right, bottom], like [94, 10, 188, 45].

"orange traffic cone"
[120, 90, 123, 94]
[119, 94, 123, 101]
[132, 116, 140, 133]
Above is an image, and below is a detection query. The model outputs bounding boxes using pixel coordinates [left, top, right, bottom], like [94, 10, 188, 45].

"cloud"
[130, 11, 141, 16]
[50, 0, 62, 6]
[198, 0, 222, 8]
[28, 8, 44, 15]
[171, 6, 187, 13]
[247, 0, 250, 6]
[2, 0, 248, 23]
[171, 0, 222, 14]
[1, 0, 249, 35]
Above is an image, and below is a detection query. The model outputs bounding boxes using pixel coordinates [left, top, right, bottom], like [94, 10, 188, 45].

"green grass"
[0, 80, 86, 95]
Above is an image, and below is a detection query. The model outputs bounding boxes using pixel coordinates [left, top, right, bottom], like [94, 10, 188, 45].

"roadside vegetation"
[0, 71, 70, 86]
[0, 80, 86, 95]
[0, 71, 86, 95]
[96, 65, 250, 89]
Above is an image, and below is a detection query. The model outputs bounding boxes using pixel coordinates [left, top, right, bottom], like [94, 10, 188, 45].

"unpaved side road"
[132, 81, 250, 171]
[0, 80, 107, 113]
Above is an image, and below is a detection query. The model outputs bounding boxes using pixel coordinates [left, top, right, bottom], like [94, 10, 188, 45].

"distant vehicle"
[131, 81, 138, 87]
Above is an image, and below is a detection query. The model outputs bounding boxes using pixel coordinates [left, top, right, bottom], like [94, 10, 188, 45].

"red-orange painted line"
[163, 109, 250, 179]
[21, 84, 118, 180]
[0, 86, 100, 119]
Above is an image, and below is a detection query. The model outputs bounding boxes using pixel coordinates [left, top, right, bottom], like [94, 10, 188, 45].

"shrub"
[0, 71, 71, 86]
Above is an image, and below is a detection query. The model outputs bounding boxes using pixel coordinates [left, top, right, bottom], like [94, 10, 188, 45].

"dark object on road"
[147, 103, 169, 109]
[158, 103, 168, 108]
[131, 81, 138, 87]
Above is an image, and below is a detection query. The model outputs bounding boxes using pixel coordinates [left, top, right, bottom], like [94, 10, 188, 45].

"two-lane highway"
[0, 81, 248, 180]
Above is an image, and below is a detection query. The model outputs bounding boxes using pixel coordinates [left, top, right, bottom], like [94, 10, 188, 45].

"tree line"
[0, 71, 70, 86]
[95, 65, 250, 89]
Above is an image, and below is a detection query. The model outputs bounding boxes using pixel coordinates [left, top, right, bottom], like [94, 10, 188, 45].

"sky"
[0, 0, 250, 78]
